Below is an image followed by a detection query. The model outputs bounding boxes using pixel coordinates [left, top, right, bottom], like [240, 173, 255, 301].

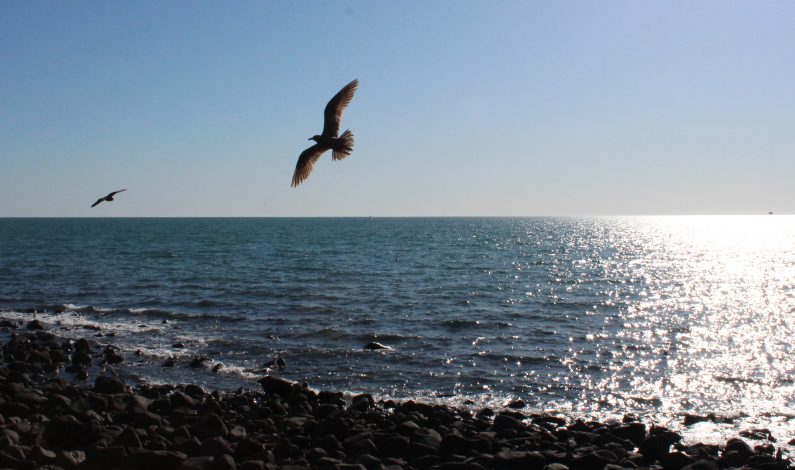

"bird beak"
[308, 137, 313, 141]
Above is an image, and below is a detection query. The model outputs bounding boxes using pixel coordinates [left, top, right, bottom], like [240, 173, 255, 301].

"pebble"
[0, 330, 792, 470]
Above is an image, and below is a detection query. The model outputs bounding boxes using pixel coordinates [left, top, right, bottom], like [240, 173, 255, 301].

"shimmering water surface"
[1, 217, 793, 446]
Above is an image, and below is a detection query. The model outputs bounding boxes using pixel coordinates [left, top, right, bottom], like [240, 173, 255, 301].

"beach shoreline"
[0, 319, 792, 470]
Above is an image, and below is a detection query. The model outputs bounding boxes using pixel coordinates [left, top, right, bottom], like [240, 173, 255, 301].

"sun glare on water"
[588, 215, 795, 443]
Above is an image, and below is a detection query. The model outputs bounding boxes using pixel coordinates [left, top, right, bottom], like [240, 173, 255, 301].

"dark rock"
[44, 415, 97, 448]
[71, 351, 91, 365]
[494, 451, 546, 470]
[173, 342, 185, 348]
[314, 403, 341, 419]
[724, 438, 754, 460]
[28, 319, 44, 330]
[212, 454, 236, 470]
[316, 434, 342, 452]
[80, 446, 128, 470]
[163, 359, 176, 367]
[660, 451, 695, 470]
[411, 428, 442, 450]
[507, 399, 526, 409]
[194, 413, 229, 439]
[113, 426, 142, 448]
[74, 338, 90, 353]
[171, 391, 197, 408]
[745, 454, 779, 468]
[355, 453, 382, 468]
[185, 384, 206, 397]
[683, 413, 715, 426]
[263, 356, 286, 370]
[176, 456, 214, 470]
[93, 376, 126, 394]
[191, 356, 211, 368]
[31, 445, 57, 463]
[680, 461, 719, 470]
[377, 435, 410, 458]
[199, 437, 234, 457]
[239, 461, 266, 470]
[103, 350, 124, 364]
[639, 435, 668, 461]
[259, 375, 299, 396]
[363, 342, 390, 350]
[543, 464, 570, 470]
[126, 450, 187, 470]
[492, 413, 525, 432]
[611, 422, 646, 445]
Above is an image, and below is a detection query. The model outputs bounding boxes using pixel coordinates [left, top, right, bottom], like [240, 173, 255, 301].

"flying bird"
[291, 79, 358, 187]
[91, 189, 127, 208]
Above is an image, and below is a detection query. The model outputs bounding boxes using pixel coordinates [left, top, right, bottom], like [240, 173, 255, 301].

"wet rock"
[259, 375, 300, 396]
[492, 413, 525, 433]
[683, 413, 715, 426]
[724, 438, 754, 460]
[263, 356, 286, 369]
[611, 422, 646, 445]
[103, 347, 124, 364]
[191, 356, 211, 368]
[27, 319, 44, 330]
[71, 351, 91, 365]
[363, 342, 390, 350]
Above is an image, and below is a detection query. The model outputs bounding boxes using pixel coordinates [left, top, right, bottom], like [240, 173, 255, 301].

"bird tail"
[332, 130, 354, 161]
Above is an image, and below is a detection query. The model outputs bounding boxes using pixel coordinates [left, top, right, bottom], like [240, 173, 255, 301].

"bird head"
[309, 135, 322, 142]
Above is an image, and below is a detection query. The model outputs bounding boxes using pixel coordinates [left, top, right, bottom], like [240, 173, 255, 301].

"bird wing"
[291, 144, 327, 187]
[108, 189, 127, 197]
[91, 198, 104, 207]
[321, 79, 358, 138]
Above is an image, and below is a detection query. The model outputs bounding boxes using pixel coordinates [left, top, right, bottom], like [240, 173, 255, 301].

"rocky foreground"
[0, 322, 792, 470]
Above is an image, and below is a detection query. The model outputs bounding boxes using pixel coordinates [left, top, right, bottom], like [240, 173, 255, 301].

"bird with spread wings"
[91, 189, 127, 208]
[291, 79, 358, 187]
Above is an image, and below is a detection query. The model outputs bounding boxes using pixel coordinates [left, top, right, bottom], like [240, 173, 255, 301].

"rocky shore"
[0, 320, 792, 470]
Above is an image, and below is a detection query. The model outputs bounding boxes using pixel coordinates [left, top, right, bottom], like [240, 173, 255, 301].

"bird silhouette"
[291, 79, 358, 187]
[91, 189, 127, 208]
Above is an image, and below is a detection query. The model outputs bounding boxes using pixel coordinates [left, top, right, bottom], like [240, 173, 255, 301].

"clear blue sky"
[2, 1, 793, 216]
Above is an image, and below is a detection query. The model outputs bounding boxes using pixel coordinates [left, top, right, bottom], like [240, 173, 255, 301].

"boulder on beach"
[259, 375, 300, 396]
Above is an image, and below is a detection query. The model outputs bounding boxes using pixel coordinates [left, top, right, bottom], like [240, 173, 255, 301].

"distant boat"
[769, 211, 774, 215]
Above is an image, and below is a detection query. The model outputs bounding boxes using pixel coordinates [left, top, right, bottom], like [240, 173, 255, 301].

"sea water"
[1, 216, 793, 446]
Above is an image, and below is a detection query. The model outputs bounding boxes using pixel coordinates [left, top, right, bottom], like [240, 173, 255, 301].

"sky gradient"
[2, 1, 794, 216]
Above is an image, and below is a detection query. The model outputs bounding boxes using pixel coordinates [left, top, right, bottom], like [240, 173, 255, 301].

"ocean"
[1, 216, 793, 447]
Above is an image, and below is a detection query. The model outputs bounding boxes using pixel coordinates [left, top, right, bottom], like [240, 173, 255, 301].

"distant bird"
[91, 189, 127, 207]
[291, 79, 358, 187]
